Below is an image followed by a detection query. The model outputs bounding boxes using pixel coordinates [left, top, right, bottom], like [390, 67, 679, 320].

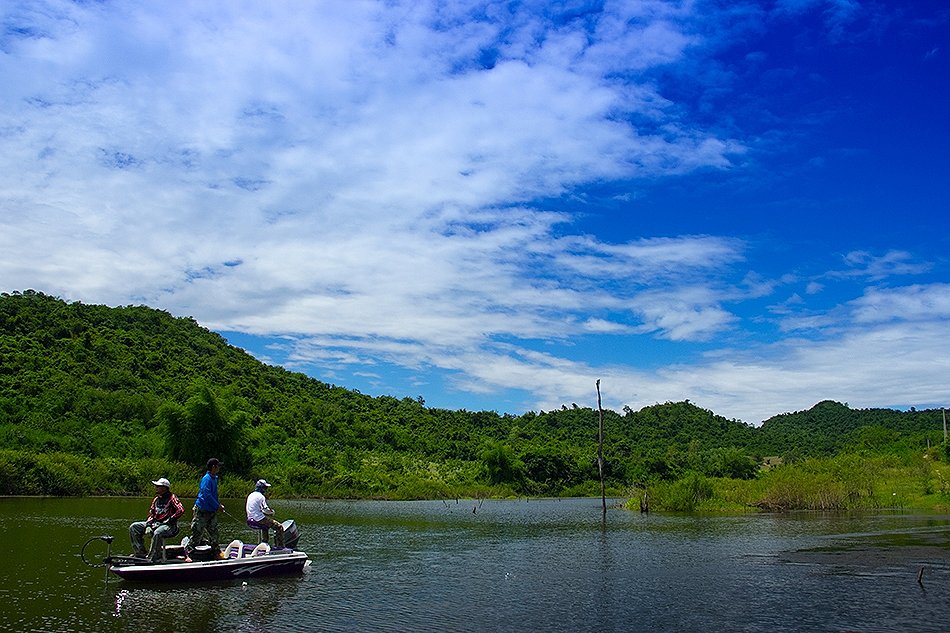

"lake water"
[1, 497, 949, 632]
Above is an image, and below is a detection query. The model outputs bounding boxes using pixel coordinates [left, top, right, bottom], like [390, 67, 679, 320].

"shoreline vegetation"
[3, 448, 950, 515]
[3, 291, 950, 515]
[626, 452, 950, 514]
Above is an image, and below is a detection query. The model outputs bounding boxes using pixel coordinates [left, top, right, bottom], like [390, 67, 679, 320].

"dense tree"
[158, 383, 250, 474]
[479, 440, 523, 485]
[1, 290, 944, 498]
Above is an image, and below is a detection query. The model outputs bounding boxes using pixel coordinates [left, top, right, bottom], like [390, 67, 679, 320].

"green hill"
[756, 400, 946, 459]
[0, 290, 943, 498]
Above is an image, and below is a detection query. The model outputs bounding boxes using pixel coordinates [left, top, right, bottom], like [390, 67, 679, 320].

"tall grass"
[646, 471, 714, 512]
[626, 454, 950, 513]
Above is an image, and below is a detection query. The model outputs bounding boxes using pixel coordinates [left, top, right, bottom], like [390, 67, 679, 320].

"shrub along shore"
[626, 451, 950, 513]
[5, 448, 950, 515]
[0, 448, 548, 501]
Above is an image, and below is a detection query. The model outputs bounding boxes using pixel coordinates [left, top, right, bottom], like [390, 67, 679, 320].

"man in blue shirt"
[188, 457, 225, 559]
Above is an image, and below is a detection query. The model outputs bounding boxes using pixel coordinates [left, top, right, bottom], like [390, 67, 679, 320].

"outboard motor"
[281, 519, 300, 550]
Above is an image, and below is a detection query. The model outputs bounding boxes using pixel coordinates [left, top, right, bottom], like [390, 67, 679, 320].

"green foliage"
[479, 440, 523, 485]
[649, 471, 714, 512]
[161, 383, 250, 474]
[628, 453, 950, 514]
[749, 455, 889, 511]
[2, 290, 947, 502]
[0, 449, 198, 496]
[683, 445, 758, 480]
[703, 447, 758, 479]
[519, 446, 582, 494]
[756, 400, 944, 458]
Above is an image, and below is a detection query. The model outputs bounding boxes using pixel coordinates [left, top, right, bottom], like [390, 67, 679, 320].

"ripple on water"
[4, 498, 950, 632]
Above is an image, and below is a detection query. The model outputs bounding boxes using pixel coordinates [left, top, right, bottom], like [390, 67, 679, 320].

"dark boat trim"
[108, 551, 310, 582]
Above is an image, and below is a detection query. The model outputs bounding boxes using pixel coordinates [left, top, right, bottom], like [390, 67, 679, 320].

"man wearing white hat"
[129, 477, 185, 561]
[245, 479, 285, 547]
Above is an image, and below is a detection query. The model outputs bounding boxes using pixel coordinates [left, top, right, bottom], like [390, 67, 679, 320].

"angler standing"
[188, 457, 224, 560]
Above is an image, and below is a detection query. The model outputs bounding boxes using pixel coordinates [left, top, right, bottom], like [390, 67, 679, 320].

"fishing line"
[221, 507, 262, 538]
[221, 507, 243, 523]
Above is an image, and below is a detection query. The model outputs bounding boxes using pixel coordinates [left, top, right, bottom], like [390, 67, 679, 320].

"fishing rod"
[81, 534, 150, 568]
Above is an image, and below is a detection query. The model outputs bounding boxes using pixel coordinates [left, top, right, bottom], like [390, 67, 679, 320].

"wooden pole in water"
[596, 380, 606, 521]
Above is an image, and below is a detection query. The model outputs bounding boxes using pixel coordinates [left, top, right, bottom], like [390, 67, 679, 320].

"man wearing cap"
[188, 457, 225, 559]
[245, 479, 284, 547]
[129, 477, 185, 561]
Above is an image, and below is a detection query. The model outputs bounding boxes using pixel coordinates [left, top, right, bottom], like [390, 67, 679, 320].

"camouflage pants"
[129, 520, 179, 560]
[189, 507, 220, 552]
[249, 516, 285, 547]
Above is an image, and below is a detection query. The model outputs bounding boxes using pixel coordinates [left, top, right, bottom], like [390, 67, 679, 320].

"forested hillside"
[756, 400, 946, 459]
[0, 290, 945, 499]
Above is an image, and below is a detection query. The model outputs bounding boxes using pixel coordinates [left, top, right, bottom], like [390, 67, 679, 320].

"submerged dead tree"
[596, 379, 606, 520]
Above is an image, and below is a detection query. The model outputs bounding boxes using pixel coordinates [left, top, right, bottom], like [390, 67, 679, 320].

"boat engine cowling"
[281, 519, 300, 550]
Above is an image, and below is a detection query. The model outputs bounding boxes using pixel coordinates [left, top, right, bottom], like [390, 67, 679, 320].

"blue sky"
[2, 1, 948, 424]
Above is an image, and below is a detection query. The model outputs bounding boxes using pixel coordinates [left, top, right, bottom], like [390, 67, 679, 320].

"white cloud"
[632, 287, 738, 341]
[439, 314, 950, 425]
[1, 1, 749, 341]
[849, 284, 950, 324]
[1, 1, 743, 299]
[1, 1, 945, 425]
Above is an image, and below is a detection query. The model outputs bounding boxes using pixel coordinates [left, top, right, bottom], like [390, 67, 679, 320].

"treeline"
[1, 290, 947, 501]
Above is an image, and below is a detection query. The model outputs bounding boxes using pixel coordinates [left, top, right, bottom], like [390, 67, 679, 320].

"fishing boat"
[84, 519, 311, 583]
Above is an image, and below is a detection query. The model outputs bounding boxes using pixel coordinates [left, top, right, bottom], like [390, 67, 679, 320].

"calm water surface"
[1, 497, 949, 632]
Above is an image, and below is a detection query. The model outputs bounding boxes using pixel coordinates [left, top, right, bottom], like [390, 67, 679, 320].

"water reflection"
[105, 576, 302, 632]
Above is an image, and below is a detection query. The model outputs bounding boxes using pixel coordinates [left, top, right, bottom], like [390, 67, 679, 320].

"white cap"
[151, 477, 171, 488]
[256, 479, 271, 488]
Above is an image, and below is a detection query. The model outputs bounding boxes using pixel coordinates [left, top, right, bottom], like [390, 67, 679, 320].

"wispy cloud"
[836, 250, 932, 281]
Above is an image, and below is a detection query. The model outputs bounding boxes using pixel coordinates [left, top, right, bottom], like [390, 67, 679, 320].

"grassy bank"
[7, 447, 948, 513]
[625, 453, 950, 513]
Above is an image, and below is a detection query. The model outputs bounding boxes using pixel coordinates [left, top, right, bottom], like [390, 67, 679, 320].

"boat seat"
[223, 539, 244, 559]
[249, 542, 271, 557]
[161, 544, 187, 562]
[148, 525, 181, 562]
[246, 519, 269, 544]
